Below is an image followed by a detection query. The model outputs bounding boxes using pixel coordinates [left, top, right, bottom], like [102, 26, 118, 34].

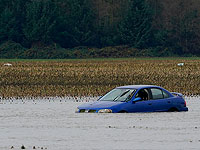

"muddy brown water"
[0, 97, 200, 150]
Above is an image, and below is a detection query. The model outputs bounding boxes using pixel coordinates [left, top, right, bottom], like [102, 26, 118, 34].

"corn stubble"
[0, 59, 199, 98]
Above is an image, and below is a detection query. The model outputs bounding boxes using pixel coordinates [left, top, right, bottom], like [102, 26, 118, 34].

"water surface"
[0, 97, 200, 150]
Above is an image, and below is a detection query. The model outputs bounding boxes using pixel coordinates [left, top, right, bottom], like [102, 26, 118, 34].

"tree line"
[0, 0, 200, 58]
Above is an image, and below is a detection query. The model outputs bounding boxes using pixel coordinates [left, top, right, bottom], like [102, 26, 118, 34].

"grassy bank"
[0, 58, 199, 98]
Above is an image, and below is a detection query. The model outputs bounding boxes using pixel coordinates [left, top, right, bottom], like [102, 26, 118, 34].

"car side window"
[151, 88, 163, 100]
[135, 88, 149, 100]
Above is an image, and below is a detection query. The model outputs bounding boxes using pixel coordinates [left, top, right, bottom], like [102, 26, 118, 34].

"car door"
[148, 88, 172, 112]
[125, 100, 150, 112]
[126, 88, 153, 112]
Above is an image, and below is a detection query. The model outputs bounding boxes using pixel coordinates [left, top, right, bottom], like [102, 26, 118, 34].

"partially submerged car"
[76, 85, 188, 113]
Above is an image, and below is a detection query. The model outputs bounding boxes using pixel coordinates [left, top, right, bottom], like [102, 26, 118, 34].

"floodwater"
[0, 97, 200, 150]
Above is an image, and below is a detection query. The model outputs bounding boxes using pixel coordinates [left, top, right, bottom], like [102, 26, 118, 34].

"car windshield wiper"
[123, 91, 135, 102]
[113, 90, 130, 101]
[113, 96, 120, 101]
[120, 90, 130, 97]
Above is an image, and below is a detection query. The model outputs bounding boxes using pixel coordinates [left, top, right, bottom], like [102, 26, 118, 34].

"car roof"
[116, 85, 162, 90]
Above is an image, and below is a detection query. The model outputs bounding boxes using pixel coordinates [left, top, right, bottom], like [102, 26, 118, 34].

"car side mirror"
[132, 97, 142, 103]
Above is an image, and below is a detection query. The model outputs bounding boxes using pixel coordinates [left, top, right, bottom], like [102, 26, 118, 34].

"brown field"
[0, 58, 200, 98]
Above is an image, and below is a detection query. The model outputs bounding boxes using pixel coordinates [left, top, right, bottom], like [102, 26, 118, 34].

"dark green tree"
[168, 1, 200, 54]
[0, 0, 9, 12]
[0, 7, 16, 43]
[23, 0, 57, 47]
[0, 0, 27, 44]
[55, 0, 96, 48]
[117, 0, 153, 48]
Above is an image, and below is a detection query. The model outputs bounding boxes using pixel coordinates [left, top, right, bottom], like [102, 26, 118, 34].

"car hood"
[78, 101, 123, 110]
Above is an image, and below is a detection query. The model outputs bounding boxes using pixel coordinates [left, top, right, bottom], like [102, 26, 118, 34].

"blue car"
[76, 85, 188, 113]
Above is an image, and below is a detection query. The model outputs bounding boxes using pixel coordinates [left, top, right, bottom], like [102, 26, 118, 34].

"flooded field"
[0, 97, 200, 150]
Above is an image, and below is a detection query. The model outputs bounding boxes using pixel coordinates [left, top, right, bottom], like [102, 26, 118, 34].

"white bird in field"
[3, 63, 12, 66]
[177, 63, 184, 66]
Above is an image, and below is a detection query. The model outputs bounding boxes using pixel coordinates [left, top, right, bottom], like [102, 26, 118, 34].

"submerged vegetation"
[0, 58, 199, 98]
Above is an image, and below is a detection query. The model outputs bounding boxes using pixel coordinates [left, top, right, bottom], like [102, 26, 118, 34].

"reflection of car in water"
[76, 85, 188, 113]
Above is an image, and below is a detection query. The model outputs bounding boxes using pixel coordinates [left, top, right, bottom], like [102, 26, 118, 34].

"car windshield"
[100, 88, 136, 102]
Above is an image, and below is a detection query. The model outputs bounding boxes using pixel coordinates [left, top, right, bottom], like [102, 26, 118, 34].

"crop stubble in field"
[0, 59, 199, 98]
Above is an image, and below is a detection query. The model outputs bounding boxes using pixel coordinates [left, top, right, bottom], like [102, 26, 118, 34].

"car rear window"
[151, 88, 163, 99]
[163, 90, 170, 98]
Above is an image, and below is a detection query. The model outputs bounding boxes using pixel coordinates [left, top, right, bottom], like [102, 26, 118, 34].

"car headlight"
[98, 109, 112, 113]
[75, 108, 79, 113]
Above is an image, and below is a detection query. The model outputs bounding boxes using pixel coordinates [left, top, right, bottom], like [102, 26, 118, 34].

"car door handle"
[148, 103, 152, 105]
[168, 101, 171, 103]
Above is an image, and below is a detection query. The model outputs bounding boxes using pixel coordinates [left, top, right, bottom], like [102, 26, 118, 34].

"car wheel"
[118, 110, 127, 113]
[168, 107, 179, 112]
